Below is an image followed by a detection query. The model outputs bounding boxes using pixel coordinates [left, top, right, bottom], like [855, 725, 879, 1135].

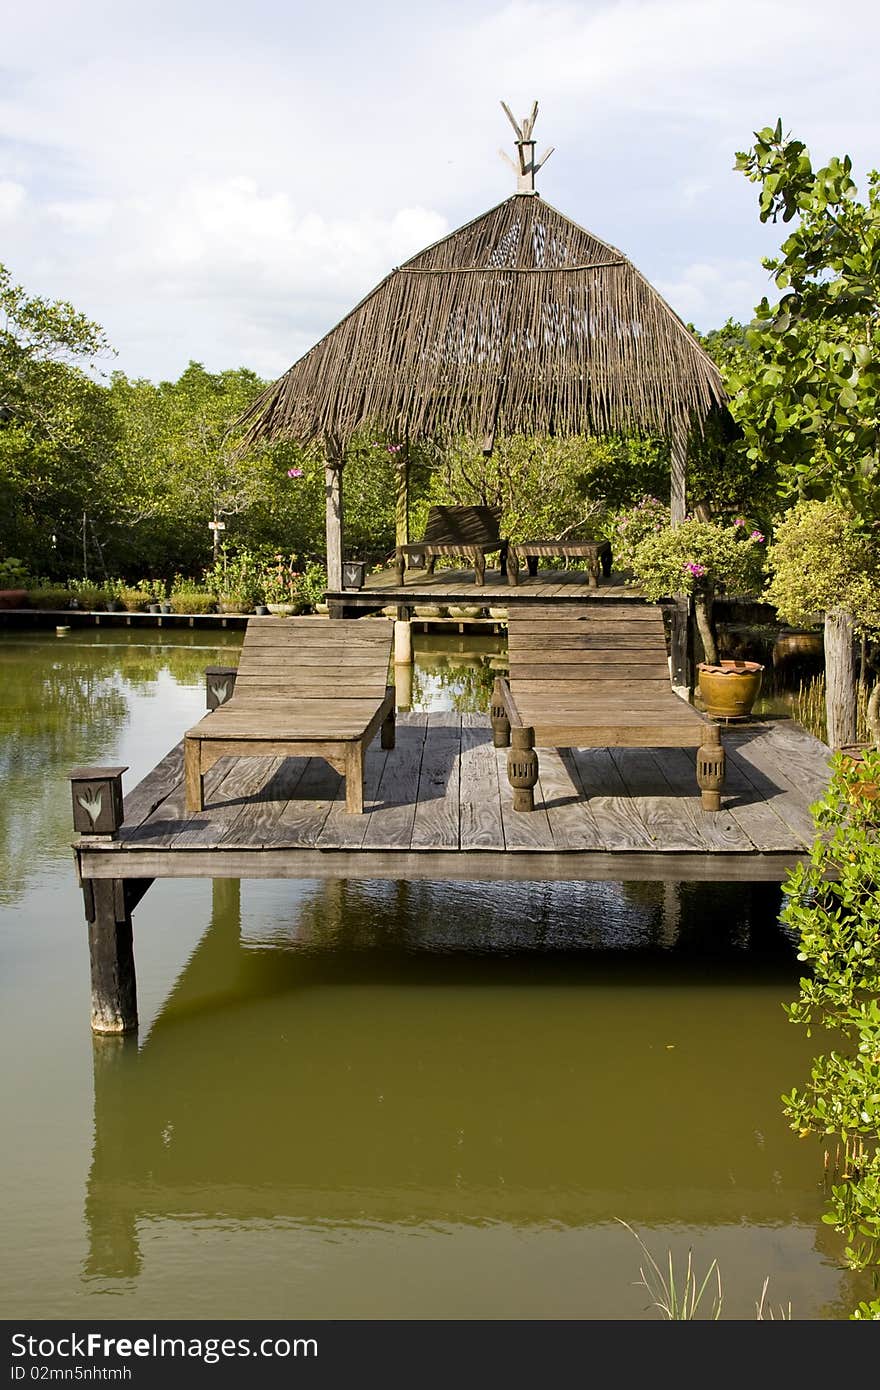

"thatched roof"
[237, 192, 726, 449]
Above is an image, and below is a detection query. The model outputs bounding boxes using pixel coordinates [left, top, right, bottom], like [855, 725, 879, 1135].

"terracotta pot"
[698, 660, 764, 718]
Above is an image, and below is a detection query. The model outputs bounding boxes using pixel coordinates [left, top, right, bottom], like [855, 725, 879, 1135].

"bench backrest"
[507, 604, 671, 694]
[420, 505, 502, 546]
[232, 617, 393, 702]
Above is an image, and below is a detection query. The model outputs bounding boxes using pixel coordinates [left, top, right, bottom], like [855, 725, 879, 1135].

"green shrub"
[27, 586, 73, 610]
[169, 591, 217, 614]
[68, 581, 110, 610]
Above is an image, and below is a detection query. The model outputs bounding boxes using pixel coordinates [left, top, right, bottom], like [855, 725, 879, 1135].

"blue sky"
[1, 0, 877, 382]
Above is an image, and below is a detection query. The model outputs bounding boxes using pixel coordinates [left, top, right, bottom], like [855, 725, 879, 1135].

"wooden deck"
[75, 713, 831, 884]
[326, 565, 637, 608]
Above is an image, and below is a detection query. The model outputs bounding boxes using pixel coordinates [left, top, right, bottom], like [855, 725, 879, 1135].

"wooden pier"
[71, 709, 832, 1032]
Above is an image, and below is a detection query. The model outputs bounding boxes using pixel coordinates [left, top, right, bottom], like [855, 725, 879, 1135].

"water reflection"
[82, 876, 859, 1315]
[0, 631, 241, 901]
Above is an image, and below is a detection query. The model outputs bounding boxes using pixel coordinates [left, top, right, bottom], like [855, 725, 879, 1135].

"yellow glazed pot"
[697, 660, 764, 718]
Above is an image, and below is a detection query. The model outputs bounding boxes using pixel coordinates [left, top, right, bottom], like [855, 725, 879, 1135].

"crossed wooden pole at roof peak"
[499, 99, 554, 194]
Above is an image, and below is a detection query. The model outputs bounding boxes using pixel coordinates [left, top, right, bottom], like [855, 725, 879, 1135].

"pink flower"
[287, 467, 303, 478]
[749, 530, 765, 543]
[684, 561, 707, 578]
[733, 517, 746, 528]
[386, 444, 402, 454]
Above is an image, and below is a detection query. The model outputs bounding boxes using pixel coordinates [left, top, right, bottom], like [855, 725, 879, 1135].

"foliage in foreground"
[617, 1222, 791, 1319]
[781, 751, 880, 1317]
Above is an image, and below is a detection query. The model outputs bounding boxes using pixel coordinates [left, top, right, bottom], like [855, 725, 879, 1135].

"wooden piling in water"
[71, 766, 146, 1034]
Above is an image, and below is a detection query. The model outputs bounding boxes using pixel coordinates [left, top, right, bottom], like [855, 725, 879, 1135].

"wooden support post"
[824, 606, 857, 748]
[394, 619, 412, 664]
[381, 689, 396, 749]
[395, 458, 410, 548]
[345, 742, 365, 815]
[507, 725, 538, 812]
[324, 433, 344, 596]
[669, 595, 692, 693]
[394, 660, 413, 710]
[184, 737, 203, 813]
[85, 879, 138, 1034]
[668, 419, 692, 690]
[696, 722, 726, 812]
[491, 677, 511, 747]
[70, 766, 145, 1034]
[670, 419, 687, 526]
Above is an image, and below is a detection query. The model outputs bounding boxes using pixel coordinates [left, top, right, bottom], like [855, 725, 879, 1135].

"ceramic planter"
[697, 660, 764, 718]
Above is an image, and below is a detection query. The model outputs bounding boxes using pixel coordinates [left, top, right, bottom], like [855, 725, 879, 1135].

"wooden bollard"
[490, 678, 511, 748]
[70, 766, 138, 1034]
[507, 726, 539, 812]
[205, 665, 237, 710]
[696, 722, 726, 812]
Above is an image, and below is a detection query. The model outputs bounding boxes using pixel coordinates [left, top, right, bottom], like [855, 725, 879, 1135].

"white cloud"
[0, 179, 26, 222]
[1, 0, 878, 378]
[46, 198, 115, 233]
[655, 258, 774, 327]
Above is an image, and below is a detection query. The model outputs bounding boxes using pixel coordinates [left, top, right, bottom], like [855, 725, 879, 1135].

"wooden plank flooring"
[327, 566, 639, 604]
[81, 714, 832, 883]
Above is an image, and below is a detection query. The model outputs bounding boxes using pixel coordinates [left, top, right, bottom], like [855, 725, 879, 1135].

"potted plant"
[626, 514, 768, 716]
[296, 561, 328, 614]
[260, 555, 305, 615]
[169, 574, 217, 614]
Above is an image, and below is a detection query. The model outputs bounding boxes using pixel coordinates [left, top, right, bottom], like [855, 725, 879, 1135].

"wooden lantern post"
[205, 666, 238, 710]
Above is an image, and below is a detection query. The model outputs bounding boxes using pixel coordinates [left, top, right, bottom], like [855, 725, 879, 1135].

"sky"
[2, 0, 878, 385]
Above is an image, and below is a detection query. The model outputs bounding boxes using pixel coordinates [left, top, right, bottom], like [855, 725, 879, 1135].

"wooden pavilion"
[236, 103, 726, 595]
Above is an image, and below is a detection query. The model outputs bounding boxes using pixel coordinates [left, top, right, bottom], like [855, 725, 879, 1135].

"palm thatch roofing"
[236, 191, 726, 450]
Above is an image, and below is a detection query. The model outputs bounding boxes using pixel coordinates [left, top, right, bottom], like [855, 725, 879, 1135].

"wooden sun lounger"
[490, 604, 725, 812]
[506, 539, 612, 587]
[184, 617, 395, 815]
[394, 505, 508, 585]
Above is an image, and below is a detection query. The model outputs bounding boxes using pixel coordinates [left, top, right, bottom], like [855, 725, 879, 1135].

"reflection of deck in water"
[84, 878, 824, 1282]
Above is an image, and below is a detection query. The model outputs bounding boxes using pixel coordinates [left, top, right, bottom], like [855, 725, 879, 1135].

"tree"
[730, 124, 880, 743]
[0, 264, 118, 575]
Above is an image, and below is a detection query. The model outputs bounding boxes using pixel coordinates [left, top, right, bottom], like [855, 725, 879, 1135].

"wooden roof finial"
[499, 100, 554, 194]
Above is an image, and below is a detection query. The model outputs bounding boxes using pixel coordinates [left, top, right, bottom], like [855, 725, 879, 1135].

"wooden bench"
[491, 604, 725, 812]
[184, 617, 395, 815]
[506, 539, 612, 587]
[394, 505, 508, 586]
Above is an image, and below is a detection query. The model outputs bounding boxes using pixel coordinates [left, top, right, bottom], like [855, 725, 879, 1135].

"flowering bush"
[628, 518, 767, 664]
[611, 497, 670, 570]
[630, 519, 766, 603]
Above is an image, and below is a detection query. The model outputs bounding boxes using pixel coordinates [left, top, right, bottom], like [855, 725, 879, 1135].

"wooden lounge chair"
[394, 505, 508, 585]
[184, 617, 395, 815]
[491, 604, 725, 811]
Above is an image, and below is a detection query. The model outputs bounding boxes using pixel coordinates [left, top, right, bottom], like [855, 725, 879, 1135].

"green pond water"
[0, 628, 863, 1319]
